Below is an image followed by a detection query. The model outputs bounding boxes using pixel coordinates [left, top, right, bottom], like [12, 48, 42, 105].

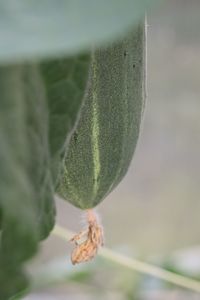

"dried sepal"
[70, 209, 104, 264]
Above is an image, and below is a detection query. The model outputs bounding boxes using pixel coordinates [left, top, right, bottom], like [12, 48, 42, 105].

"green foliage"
[0, 0, 156, 64]
[22, 65, 55, 240]
[0, 57, 89, 299]
[0, 66, 39, 299]
[57, 23, 145, 209]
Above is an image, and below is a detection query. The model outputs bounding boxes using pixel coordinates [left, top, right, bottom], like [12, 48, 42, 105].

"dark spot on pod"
[74, 131, 78, 142]
[60, 149, 65, 160]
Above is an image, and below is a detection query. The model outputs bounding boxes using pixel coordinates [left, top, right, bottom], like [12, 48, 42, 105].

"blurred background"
[25, 0, 200, 299]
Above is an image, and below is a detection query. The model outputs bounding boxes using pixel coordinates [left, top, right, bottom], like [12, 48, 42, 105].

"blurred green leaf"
[0, 66, 39, 299]
[0, 207, 2, 228]
[22, 65, 55, 239]
[0, 0, 158, 64]
[0, 55, 89, 298]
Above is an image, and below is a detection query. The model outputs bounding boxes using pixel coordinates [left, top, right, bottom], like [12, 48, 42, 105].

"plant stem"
[53, 224, 200, 293]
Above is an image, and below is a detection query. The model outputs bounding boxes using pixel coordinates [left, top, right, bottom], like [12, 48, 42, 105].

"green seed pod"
[57, 22, 146, 209]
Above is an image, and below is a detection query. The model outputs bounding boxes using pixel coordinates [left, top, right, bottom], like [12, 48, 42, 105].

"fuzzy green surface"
[58, 23, 146, 209]
[40, 55, 90, 184]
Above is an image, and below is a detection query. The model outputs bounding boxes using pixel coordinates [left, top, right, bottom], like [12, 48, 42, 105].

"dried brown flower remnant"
[70, 209, 104, 265]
